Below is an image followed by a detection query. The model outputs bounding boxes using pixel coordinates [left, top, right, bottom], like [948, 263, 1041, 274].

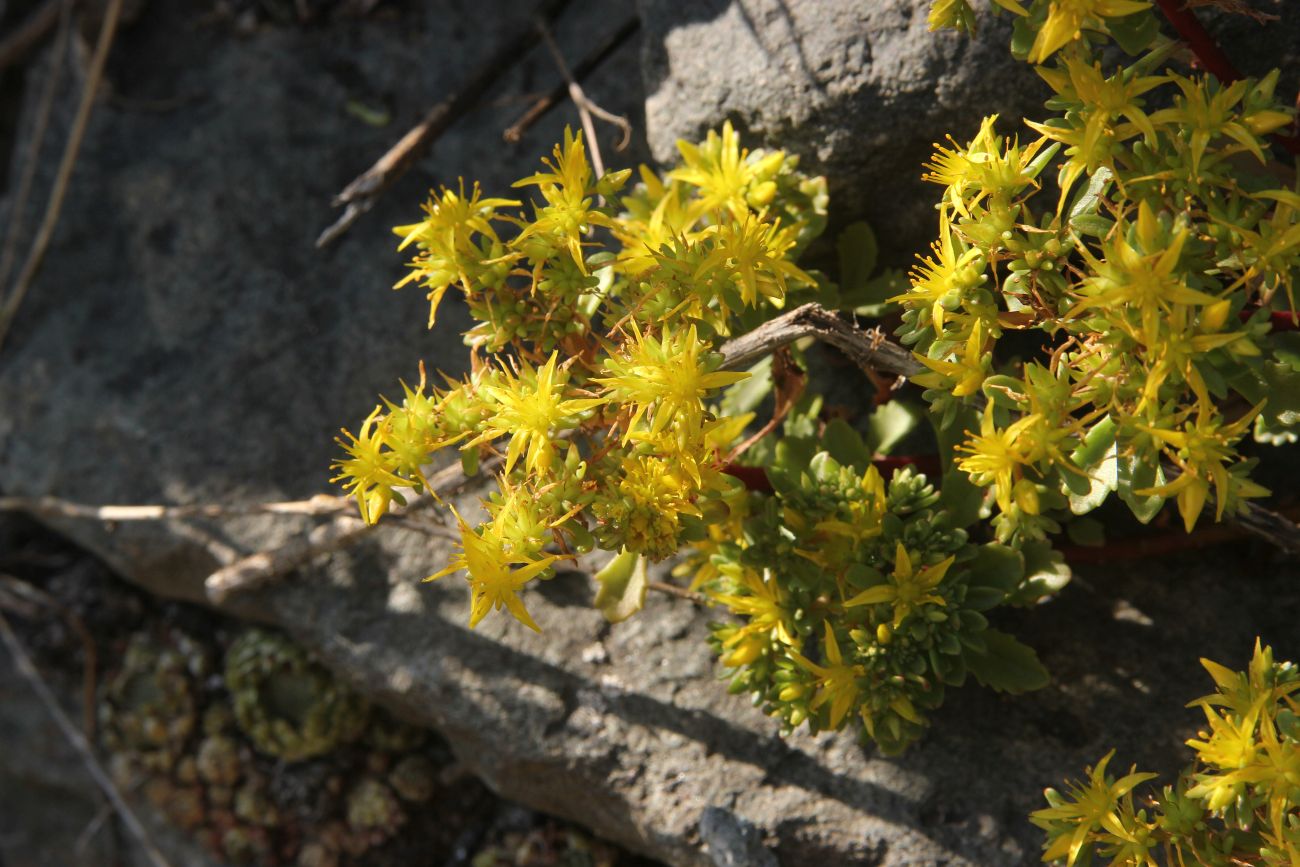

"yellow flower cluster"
[1033, 640, 1300, 866]
[910, 1, 1297, 542]
[333, 125, 826, 631]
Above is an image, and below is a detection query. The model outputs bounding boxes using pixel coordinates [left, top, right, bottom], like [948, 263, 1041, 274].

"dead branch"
[204, 457, 491, 602]
[534, 18, 632, 179]
[503, 16, 639, 144]
[0, 492, 353, 521]
[0, 0, 124, 351]
[718, 302, 923, 378]
[0, 609, 175, 867]
[647, 579, 709, 606]
[314, 0, 573, 248]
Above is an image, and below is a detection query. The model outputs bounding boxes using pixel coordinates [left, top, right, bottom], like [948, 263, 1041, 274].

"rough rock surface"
[3, 3, 1300, 867]
[637, 0, 1300, 259]
[638, 0, 1049, 258]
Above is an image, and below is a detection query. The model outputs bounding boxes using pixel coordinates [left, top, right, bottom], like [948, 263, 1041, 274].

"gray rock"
[3, 4, 1300, 867]
[700, 807, 780, 867]
[637, 0, 1048, 259]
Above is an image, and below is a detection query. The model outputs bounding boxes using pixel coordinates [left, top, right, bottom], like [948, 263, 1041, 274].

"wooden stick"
[0, 0, 124, 351]
[647, 579, 709, 606]
[0, 609, 174, 867]
[503, 16, 639, 144]
[0, 492, 353, 521]
[533, 17, 632, 173]
[315, 0, 573, 248]
[204, 457, 494, 602]
[718, 301, 922, 378]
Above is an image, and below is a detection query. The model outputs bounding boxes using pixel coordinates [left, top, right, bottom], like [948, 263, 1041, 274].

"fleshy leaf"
[963, 629, 1050, 694]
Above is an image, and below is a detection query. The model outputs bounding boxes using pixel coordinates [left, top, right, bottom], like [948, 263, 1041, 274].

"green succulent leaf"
[594, 548, 648, 623]
[963, 629, 1050, 695]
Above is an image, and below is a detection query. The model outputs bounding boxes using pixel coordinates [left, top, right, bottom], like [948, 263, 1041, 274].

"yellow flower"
[844, 542, 953, 628]
[1028, 0, 1151, 65]
[1137, 399, 1266, 532]
[513, 127, 613, 270]
[927, 0, 978, 33]
[711, 566, 798, 648]
[468, 353, 604, 478]
[670, 120, 785, 221]
[1148, 74, 1269, 178]
[331, 406, 407, 525]
[612, 166, 699, 275]
[698, 214, 811, 309]
[913, 318, 991, 397]
[1073, 202, 1219, 350]
[790, 622, 864, 729]
[956, 409, 1037, 514]
[426, 505, 559, 632]
[895, 214, 984, 331]
[393, 182, 518, 327]
[594, 323, 748, 443]
[1027, 56, 1165, 202]
[1031, 750, 1157, 866]
[922, 115, 1047, 217]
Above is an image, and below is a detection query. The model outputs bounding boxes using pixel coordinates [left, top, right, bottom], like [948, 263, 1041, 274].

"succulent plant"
[387, 754, 437, 803]
[98, 625, 458, 865]
[344, 777, 406, 846]
[224, 628, 371, 762]
[99, 630, 203, 775]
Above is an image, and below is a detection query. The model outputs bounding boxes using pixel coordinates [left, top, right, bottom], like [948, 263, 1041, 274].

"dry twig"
[503, 16, 639, 144]
[315, 0, 573, 248]
[0, 492, 353, 522]
[718, 302, 922, 378]
[0, 0, 124, 351]
[0, 609, 174, 867]
[534, 17, 632, 180]
[204, 457, 492, 602]
[647, 579, 709, 606]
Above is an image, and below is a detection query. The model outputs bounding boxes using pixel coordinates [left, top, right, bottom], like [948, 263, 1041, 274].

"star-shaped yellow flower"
[844, 542, 954, 628]
[426, 506, 559, 632]
[468, 352, 604, 478]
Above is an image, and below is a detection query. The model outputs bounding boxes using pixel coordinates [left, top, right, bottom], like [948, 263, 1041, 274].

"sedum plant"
[331, 123, 829, 630]
[1032, 640, 1300, 866]
[692, 414, 1049, 753]
[332, 0, 1299, 754]
[915, 0, 1298, 546]
[330, 122, 1055, 752]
